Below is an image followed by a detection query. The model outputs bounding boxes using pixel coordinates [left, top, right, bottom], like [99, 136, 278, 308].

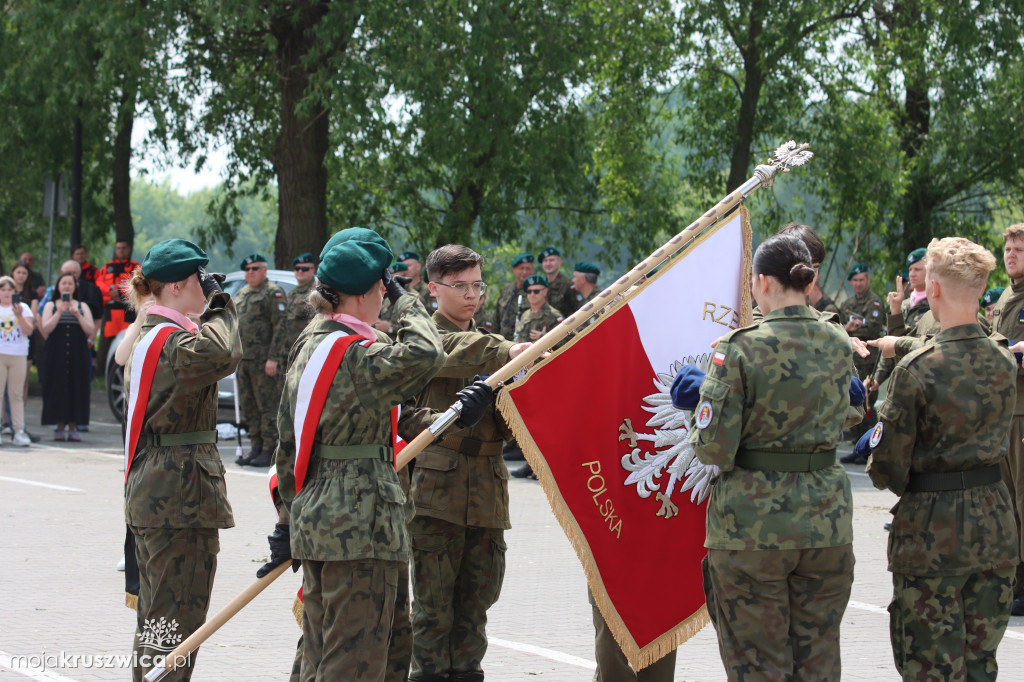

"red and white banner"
[497, 208, 752, 669]
[124, 322, 180, 483]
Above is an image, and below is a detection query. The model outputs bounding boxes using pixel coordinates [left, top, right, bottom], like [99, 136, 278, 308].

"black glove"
[454, 379, 495, 429]
[198, 266, 226, 298]
[256, 524, 300, 578]
[382, 268, 411, 304]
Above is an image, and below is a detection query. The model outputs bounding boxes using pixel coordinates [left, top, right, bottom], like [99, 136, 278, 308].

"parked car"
[105, 268, 298, 422]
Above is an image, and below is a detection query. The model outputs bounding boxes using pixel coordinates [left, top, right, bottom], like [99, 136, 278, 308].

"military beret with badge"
[906, 248, 927, 266]
[538, 247, 561, 260]
[846, 263, 867, 280]
[143, 239, 209, 283]
[398, 251, 421, 263]
[522, 275, 549, 291]
[573, 261, 600, 276]
[511, 252, 534, 267]
[318, 229, 394, 296]
[292, 252, 314, 267]
[240, 253, 267, 269]
[981, 287, 1005, 307]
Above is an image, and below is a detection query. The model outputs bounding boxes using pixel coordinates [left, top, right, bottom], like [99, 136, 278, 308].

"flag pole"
[397, 140, 813, 470]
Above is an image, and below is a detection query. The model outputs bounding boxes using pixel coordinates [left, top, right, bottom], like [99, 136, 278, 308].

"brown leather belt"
[439, 435, 503, 457]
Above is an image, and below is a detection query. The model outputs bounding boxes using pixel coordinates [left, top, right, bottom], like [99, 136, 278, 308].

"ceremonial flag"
[497, 208, 753, 669]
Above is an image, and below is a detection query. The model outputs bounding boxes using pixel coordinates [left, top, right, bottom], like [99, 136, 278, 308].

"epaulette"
[716, 321, 759, 345]
[899, 341, 937, 368]
[990, 330, 1010, 346]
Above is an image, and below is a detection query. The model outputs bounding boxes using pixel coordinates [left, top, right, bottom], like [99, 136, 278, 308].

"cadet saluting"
[689, 233, 855, 681]
[122, 239, 241, 682]
[864, 237, 1017, 681]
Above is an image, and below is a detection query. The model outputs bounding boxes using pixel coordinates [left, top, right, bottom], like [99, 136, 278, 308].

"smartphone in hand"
[61, 292, 71, 303]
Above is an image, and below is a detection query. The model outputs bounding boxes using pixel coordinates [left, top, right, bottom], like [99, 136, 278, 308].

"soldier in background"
[865, 237, 1017, 680]
[375, 261, 410, 334]
[538, 246, 579, 317]
[473, 290, 494, 331]
[234, 254, 287, 467]
[982, 286, 1004, 325]
[269, 253, 317, 372]
[515, 275, 563, 343]
[494, 252, 534, 340]
[399, 251, 434, 310]
[572, 261, 600, 308]
[869, 249, 932, 393]
[840, 263, 885, 439]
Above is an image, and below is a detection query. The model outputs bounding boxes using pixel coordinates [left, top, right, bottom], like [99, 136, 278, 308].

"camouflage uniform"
[992, 281, 1024, 600]
[493, 281, 525, 341]
[690, 305, 855, 682]
[873, 298, 939, 387]
[514, 302, 563, 343]
[866, 323, 1018, 680]
[472, 306, 494, 332]
[812, 293, 842, 320]
[124, 294, 242, 682]
[235, 279, 287, 451]
[399, 312, 516, 682]
[275, 293, 445, 682]
[269, 281, 315, 370]
[839, 290, 885, 379]
[412, 279, 434, 311]
[545, 271, 578, 317]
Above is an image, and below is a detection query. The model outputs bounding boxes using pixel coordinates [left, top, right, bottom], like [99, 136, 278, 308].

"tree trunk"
[112, 79, 138, 246]
[726, 5, 765, 193]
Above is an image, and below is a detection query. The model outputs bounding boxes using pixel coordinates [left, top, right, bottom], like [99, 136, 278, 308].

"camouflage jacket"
[472, 306, 494, 332]
[515, 303, 563, 343]
[411, 279, 434, 310]
[276, 293, 445, 562]
[992, 280, 1024, 414]
[690, 305, 854, 551]
[866, 323, 1018, 576]
[235, 279, 287, 363]
[269, 281, 315, 369]
[400, 312, 516, 529]
[124, 294, 242, 529]
[840, 290, 885, 341]
[494, 281, 525, 341]
[546, 271, 578, 318]
[874, 306, 943, 386]
[887, 294, 930, 338]
[813, 293, 842, 322]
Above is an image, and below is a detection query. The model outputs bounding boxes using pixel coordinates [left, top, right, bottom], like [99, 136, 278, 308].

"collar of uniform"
[933, 322, 986, 343]
[309, 316, 374, 340]
[762, 304, 818, 322]
[432, 310, 477, 333]
[324, 312, 377, 340]
[1011, 279, 1024, 294]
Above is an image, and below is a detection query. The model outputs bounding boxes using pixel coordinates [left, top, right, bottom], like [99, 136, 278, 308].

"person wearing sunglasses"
[234, 253, 288, 467]
[269, 252, 318, 376]
[514, 275, 563, 344]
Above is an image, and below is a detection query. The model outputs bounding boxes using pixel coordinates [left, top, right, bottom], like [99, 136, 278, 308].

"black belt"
[906, 463, 1002, 492]
[735, 448, 836, 472]
[141, 430, 218, 447]
[314, 443, 392, 463]
[439, 435, 503, 457]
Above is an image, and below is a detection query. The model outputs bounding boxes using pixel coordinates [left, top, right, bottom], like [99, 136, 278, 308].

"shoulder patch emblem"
[712, 351, 725, 366]
[278, 303, 285, 311]
[872, 310, 879, 317]
[695, 401, 713, 429]
[868, 422, 884, 448]
[275, 291, 283, 298]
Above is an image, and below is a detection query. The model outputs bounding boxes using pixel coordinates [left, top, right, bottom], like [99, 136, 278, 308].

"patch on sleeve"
[1018, 310, 1024, 324]
[868, 422, 884, 448]
[712, 351, 726, 367]
[275, 292, 283, 298]
[695, 401, 713, 429]
[278, 303, 285, 311]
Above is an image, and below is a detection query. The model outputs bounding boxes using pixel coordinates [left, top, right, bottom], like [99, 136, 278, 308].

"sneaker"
[1, 424, 12, 437]
[13, 430, 32, 447]
[54, 430, 66, 441]
[67, 430, 81, 442]
[77, 425, 89, 432]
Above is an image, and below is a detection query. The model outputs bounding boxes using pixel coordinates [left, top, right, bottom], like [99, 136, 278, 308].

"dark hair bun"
[789, 263, 816, 289]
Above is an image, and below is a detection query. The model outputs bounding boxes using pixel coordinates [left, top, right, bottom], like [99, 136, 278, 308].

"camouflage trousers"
[888, 568, 1013, 681]
[299, 558, 400, 682]
[409, 516, 507, 681]
[1000, 415, 1024, 595]
[236, 358, 283, 451]
[702, 544, 854, 682]
[589, 587, 677, 682]
[130, 527, 219, 682]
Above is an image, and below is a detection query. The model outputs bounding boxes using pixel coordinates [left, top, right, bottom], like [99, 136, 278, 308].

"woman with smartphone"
[0, 275, 35, 446]
[39, 272, 95, 440]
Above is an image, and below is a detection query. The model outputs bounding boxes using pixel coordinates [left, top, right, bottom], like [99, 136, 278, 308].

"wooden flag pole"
[143, 560, 293, 682]
[397, 141, 813, 471]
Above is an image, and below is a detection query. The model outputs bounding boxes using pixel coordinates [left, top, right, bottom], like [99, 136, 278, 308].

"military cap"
[317, 229, 394, 295]
[847, 263, 868, 280]
[522, 275, 549, 291]
[574, 261, 600, 276]
[389, 261, 409, 273]
[511, 253, 534, 267]
[539, 246, 561, 260]
[398, 251, 421, 263]
[981, 287, 1005, 307]
[240, 253, 267, 269]
[142, 239, 209, 283]
[906, 248, 927, 266]
[292, 252, 314, 266]
[320, 227, 386, 259]
[670, 365, 706, 411]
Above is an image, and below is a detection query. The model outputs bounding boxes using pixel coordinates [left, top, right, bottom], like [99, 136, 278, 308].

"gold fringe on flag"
[125, 592, 138, 611]
[292, 596, 304, 627]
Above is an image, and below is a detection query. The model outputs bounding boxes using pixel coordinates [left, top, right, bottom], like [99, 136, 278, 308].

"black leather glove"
[382, 268, 410, 304]
[256, 524, 300, 578]
[198, 266, 226, 298]
[454, 379, 495, 429]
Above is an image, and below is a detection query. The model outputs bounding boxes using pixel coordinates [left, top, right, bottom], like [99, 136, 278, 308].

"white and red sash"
[123, 323, 181, 483]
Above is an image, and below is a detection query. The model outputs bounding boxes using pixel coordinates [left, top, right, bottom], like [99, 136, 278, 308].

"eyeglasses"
[526, 288, 546, 295]
[435, 281, 487, 296]
[244, 265, 265, 272]
[293, 266, 312, 272]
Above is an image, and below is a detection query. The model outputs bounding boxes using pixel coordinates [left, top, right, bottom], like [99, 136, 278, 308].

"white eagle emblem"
[617, 355, 720, 519]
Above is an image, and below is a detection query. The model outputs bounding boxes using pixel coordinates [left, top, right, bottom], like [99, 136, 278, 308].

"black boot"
[236, 446, 262, 466]
[511, 463, 536, 480]
[451, 672, 484, 682]
[247, 449, 274, 467]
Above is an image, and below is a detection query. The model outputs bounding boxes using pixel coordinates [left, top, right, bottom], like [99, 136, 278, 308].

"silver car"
[105, 269, 298, 422]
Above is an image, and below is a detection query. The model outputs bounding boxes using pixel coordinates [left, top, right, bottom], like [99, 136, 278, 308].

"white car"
[105, 269, 298, 422]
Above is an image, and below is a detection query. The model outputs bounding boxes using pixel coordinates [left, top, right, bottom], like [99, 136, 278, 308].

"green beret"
[982, 287, 1005, 307]
[573, 261, 600, 276]
[320, 227, 388, 260]
[240, 253, 267, 269]
[539, 246, 561, 260]
[847, 263, 868, 280]
[398, 251, 421, 263]
[317, 229, 394, 295]
[292, 252, 314, 266]
[511, 252, 535, 267]
[143, 239, 209, 283]
[906, 248, 927, 266]
[389, 261, 409, 273]
[523, 275, 549, 291]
